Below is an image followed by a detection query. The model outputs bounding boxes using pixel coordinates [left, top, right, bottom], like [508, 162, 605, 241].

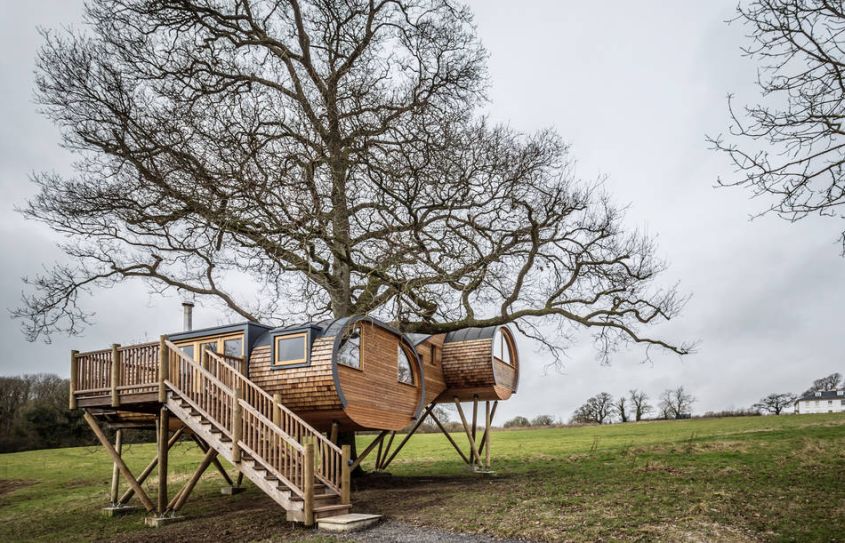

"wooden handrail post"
[303, 442, 315, 526]
[341, 444, 351, 505]
[158, 335, 168, 403]
[232, 387, 242, 463]
[273, 392, 282, 427]
[111, 344, 121, 407]
[69, 350, 79, 409]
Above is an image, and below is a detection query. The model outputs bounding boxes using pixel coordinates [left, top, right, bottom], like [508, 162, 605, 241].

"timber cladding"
[249, 336, 341, 413]
[338, 322, 423, 431]
[439, 337, 517, 401]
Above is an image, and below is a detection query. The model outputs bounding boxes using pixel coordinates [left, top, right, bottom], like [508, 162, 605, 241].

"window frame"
[175, 332, 244, 363]
[397, 344, 416, 386]
[272, 331, 310, 368]
[336, 324, 364, 371]
[493, 328, 517, 367]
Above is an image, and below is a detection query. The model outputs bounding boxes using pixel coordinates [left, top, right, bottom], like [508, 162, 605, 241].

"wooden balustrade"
[71, 338, 349, 506]
[202, 348, 343, 493]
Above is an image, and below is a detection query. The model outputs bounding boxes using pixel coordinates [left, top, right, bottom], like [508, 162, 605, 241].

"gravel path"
[336, 520, 534, 543]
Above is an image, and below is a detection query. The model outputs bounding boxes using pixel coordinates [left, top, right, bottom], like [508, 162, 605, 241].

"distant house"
[794, 390, 845, 414]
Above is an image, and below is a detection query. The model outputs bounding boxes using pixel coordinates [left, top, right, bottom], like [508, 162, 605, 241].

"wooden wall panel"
[249, 337, 343, 413]
[339, 322, 421, 431]
[439, 337, 517, 401]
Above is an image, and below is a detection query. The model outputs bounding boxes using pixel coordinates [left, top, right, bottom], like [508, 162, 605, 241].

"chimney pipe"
[182, 302, 194, 332]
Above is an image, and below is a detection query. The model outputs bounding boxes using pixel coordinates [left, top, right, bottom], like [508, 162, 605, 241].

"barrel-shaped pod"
[438, 324, 520, 402]
[248, 317, 425, 432]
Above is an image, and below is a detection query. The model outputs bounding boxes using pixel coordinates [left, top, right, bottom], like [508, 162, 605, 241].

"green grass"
[1, 414, 844, 542]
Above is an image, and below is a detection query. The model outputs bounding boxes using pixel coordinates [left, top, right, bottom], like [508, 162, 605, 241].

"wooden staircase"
[160, 341, 352, 523]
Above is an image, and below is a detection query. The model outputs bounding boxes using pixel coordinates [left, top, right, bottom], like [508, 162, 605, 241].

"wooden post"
[83, 411, 154, 512]
[330, 421, 339, 445]
[478, 401, 499, 458]
[303, 442, 315, 526]
[158, 335, 168, 403]
[429, 409, 471, 464]
[157, 406, 169, 515]
[111, 344, 121, 407]
[109, 429, 123, 504]
[485, 400, 491, 468]
[378, 431, 396, 470]
[232, 387, 242, 463]
[119, 428, 184, 505]
[69, 350, 79, 409]
[471, 395, 478, 444]
[381, 404, 435, 470]
[170, 447, 217, 512]
[191, 434, 234, 486]
[349, 430, 388, 471]
[273, 392, 282, 427]
[341, 444, 351, 505]
[454, 398, 482, 467]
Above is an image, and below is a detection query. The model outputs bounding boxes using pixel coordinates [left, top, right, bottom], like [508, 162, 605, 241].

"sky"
[1, 1, 843, 423]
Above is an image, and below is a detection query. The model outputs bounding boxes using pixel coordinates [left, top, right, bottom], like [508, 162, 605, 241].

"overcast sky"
[1, 1, 843, 422]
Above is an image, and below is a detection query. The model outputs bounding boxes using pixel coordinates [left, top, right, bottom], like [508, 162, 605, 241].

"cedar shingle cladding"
[249, 336, 342, 412]
[439, 332, 517, 401]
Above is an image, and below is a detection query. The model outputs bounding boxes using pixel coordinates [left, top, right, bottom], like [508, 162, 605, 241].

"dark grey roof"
[406, 333, 432, 345]
[167, 321, 271, 342]
[797, 390, 845, 402]
[444, 325, 500, 343]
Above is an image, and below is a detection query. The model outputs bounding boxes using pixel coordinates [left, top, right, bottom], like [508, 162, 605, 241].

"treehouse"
[68, 309, 521, 529]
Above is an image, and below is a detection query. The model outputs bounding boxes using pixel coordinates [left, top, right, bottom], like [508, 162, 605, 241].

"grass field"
[1, 413, 843, 542]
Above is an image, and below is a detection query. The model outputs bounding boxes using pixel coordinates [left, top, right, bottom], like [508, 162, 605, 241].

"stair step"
[314, 504, 353, 520]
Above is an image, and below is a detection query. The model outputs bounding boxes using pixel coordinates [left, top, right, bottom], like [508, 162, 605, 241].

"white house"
[795, 390, 845, 414]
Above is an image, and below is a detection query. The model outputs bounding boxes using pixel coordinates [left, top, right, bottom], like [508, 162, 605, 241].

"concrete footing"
[144, 515, 183, 528]
[101, 504, 139, 517]
[317, 513, 383, 533]
[220, 486, 246, 495]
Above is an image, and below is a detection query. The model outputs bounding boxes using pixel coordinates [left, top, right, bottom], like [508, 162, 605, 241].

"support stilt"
[380, 404, 436, 470]
[191, 434, 234, 486]
[429, 407, 470, 464]
[119, 428, 183, 505]
[485, 400, 491, 468]
[168, 446, 217, 512]
[157, 406, 169, 515]
[109, 429, 123, 504]
[349, 430, 388, 472]
[454, 398, 482, 468]
[377, 431, 396, 470]
[83, 411, 154, 512]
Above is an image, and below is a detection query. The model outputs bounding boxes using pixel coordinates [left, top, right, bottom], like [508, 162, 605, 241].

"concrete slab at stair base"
[220, 486, 246, 495]
[101, 504, 138, 517]
[144, 515, 183, 528]
[317, 513, 383, 533]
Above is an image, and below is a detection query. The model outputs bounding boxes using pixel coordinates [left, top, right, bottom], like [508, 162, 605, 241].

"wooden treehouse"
[70, 310, 520, 528]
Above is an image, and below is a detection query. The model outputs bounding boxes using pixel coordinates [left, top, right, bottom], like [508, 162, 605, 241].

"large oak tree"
[17, 0, 689, 363]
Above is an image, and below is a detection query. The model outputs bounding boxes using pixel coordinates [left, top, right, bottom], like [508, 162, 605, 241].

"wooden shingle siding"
[339, 322, 422, 431]
[249, 337, 342, 413]
[439, 337, 517, 401]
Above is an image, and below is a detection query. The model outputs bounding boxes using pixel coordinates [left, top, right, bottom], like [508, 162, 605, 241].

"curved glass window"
[397, 345, 414, 385]
[493, 329, 514, 365]
[337, 326, 362, 369]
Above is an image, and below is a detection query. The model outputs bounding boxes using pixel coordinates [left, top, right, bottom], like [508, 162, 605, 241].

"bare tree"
[613, 395, 629, 423]
[628, 389, 652, 421]
[659, 386, 695, 419]
[571, 392, 614, 424]
[753, 392, 798, 415]
[530, 414, 555, 426]
[803, 372, 843, 396]
[16, 0, 690, 367]
[709, 1, 845, 251]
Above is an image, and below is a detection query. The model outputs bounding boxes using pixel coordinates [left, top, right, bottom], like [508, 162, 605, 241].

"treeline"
[0, 374, 91, 453]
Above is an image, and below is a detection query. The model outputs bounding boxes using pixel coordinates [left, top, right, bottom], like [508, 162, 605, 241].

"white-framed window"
[397, 345, 414, 385]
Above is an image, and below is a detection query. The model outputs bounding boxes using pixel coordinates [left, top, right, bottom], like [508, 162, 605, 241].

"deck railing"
[71, 338, 348, 503]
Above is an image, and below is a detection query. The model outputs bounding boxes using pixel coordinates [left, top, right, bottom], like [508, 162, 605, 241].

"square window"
[273, 333, 308, 366]
[224, 338, 243, 357]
